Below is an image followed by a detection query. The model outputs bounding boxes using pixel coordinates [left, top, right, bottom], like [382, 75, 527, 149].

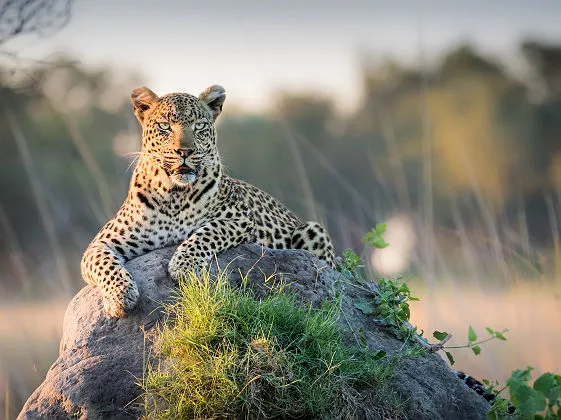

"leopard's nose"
[174, 148, 194, 158]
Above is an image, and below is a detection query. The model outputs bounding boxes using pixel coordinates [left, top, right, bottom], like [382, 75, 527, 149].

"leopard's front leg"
[81, 243, 139, 318]
[168, 218, 254, 280]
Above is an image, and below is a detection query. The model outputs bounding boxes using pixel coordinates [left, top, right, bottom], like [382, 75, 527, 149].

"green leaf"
[399, 303, 410, 321]
[509, 367, 534, 383]
[362, 224, 390, 249]
[373, 237, 389, 249]
[445, 351, 455, 365]
[359, 328, 368, 347]
[361, 231, 373, 244]
[486, 398, 512, 419]
[471, 345, 481, 355]
[494, 331, 507, 341]
[375, 223, 387, 235]
[398, 285, 409, 293]
[433, 330, 448, 341]
[486, 327, 495, 335]
[533, 372, 555, 394]
[373, 350, 387, 361]
[510, 382, 547, 415]
[508, 367, 548, 416]
[343, 248, 356, 257]
[534, 372, 561, 402]
[468, 325, 477, 342]
[341, 248, 362, 272]
[354, 299, 375, 315]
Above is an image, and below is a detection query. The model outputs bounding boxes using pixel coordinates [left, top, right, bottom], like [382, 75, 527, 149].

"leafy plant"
[339, 223, 559, 420]
[486, 367, 561, 419]
[338, 223, 389, 284]
[339, 224, 417, 339]
[340, 248, 363, 276]
[340, 224, 420, 341]
[362, 223, 389, 249]
[432, 326, 508, 365]
[355, 276, 419, 339]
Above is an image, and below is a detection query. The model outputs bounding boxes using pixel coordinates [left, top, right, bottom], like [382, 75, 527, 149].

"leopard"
[81, 84, 336, 318]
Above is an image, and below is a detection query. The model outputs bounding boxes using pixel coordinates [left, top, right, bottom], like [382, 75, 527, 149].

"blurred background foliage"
[2, 41, 561, 295]
[2, 38, 561, 416]
[0, 58, 142, 297]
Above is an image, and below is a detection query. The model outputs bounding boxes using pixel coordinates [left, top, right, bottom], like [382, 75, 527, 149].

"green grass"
[140, 269, 404, 419]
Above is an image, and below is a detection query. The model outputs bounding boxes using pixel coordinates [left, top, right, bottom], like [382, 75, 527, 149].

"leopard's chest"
[134, 174, 221, 248]
[147, 196, 209, 246]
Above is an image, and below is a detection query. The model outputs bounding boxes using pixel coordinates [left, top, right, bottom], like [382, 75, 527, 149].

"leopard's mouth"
[172, 164, 198, 185]
[174, 164, 196, 175]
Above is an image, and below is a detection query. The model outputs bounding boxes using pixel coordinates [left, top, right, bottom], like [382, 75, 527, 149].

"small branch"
[445, 335, 496, 349]
[424, 333, 453, 353]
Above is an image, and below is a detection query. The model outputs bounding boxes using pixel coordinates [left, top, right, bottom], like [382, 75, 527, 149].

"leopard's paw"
[101, 281, 139, 318]
[168, 250, 206, 281]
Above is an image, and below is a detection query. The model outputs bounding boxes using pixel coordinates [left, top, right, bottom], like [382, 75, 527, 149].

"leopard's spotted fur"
[81, 85, 335, 317]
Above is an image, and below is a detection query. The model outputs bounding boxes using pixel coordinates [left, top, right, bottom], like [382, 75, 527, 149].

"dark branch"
[0, 0, 74, 46]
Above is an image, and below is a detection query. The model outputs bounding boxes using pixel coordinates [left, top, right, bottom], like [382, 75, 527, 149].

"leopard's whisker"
[124, 151, 165, 172]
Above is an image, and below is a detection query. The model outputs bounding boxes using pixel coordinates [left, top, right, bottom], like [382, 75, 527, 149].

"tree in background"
[0, 0, 73, 47]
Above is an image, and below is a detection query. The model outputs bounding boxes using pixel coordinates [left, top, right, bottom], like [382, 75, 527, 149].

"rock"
[18, 244, 490, 419]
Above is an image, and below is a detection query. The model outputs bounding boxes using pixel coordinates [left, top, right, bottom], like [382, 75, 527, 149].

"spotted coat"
[81, 85, 335, 318]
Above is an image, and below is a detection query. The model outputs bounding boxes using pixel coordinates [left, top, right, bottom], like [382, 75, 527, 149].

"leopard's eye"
[193, 121, 209, 131]
[157, 122, 171, 132]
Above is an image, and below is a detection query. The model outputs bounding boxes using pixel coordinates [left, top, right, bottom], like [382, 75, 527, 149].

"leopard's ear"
[130, 87, 159, 123]
[199, 85, 226, 121]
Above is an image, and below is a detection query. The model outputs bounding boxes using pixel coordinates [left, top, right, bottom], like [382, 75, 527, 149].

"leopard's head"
[130, 85, 226, 186]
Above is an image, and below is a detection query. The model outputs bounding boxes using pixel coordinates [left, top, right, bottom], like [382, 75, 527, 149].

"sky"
[4, 0, 561, 111]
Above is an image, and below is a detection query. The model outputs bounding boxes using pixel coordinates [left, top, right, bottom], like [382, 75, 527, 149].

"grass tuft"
[140, 269, 404, 419]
